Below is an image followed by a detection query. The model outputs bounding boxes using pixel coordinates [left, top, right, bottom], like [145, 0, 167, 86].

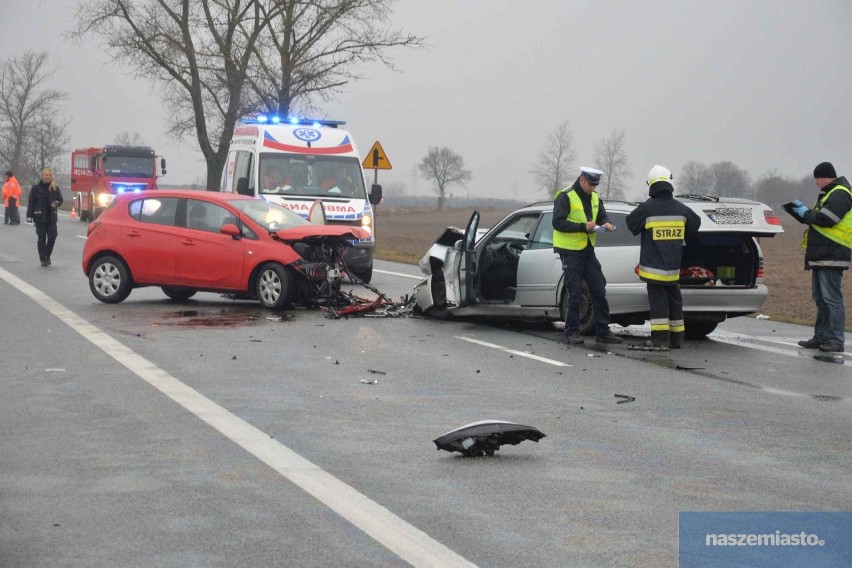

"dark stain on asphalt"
[111, 307, 293, 329]
[157, 309, 269, 328]
[811, 394, 842, 402]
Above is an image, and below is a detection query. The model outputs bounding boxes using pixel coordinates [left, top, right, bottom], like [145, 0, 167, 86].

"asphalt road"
[1, 211, 850, 567]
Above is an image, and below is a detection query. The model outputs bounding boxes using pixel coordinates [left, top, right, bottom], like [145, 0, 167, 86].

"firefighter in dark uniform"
[626, 165, 701, 350]
[552, 167, 624, 346]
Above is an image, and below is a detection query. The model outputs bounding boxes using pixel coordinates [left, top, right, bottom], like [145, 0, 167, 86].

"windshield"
[104, 156, 154, 178]
[258, 154, 366, 199]
[232, 198, 310, 231]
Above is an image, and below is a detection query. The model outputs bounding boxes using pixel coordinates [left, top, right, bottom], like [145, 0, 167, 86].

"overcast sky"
[2, 0, 850, 201]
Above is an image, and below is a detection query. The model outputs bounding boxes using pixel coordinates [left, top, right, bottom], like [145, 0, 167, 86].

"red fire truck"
[71, 146, 166, 221]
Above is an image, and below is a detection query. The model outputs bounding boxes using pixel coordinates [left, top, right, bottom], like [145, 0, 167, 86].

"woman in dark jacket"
[26, 167, 64, 266]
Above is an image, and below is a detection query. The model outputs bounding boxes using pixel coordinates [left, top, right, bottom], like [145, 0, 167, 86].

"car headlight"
[97, 193, 116, 207]
[361, 214, 372, 227]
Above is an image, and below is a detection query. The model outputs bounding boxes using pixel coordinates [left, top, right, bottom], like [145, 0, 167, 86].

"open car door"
[458, 211, 480, 307]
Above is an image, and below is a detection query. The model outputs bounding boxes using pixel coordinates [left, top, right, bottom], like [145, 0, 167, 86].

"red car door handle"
[180, 240, 195, 246]
[125, 231, 141, 237]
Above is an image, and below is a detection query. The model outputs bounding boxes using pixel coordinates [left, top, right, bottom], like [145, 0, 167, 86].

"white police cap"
[580, 166, 604, 185]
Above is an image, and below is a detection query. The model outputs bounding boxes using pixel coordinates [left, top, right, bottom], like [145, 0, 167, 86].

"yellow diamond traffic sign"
[362, 141, 392, 170]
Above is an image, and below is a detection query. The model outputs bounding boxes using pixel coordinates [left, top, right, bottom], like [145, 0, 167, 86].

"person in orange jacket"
[3, 170, 23, 225]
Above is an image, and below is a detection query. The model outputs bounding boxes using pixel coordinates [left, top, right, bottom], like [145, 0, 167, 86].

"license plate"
[711, 208, 753, 225]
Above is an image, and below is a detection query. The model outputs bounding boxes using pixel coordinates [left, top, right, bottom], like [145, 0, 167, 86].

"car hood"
[275, 225, 369, 241]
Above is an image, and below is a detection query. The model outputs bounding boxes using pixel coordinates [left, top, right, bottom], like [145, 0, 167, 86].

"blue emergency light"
[240, 115, 346, 127]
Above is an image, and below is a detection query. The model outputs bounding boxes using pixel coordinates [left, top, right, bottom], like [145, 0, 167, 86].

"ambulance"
[221, 116, 382, 282]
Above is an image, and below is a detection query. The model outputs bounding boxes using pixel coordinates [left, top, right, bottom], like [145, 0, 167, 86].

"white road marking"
[374, 268, 422, 280]
[711, 330, 851, 358]
[456, 336, 571, 367]
[0, 266, 476, 568]
[76, 235, 87, 240]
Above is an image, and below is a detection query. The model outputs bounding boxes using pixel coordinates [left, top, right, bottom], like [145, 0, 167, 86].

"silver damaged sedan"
[413, 196, 784, 338]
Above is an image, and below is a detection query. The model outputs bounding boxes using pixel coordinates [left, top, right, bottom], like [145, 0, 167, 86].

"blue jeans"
[811, 268, 846, 345]
[561, 250, 612, 337]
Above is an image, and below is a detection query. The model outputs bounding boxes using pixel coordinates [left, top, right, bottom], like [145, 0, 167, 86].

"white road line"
[76, 235, 87, 240]
[374, 268, 422, 280]
[0, 266, 476, 568]
[711, 330, 851, 358]
[456, 336, 571, 367]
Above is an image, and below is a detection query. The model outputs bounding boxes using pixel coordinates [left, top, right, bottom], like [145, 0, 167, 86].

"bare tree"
[246, 1, 424, 117]
[22, 115, 71, 185]
[594, 128, 629, 200]
[113, 130, 145, 146]
[679, 161, 712, 195]
[72, 1, 276, 190]
[72, 1, 423, 190]
[529, 120, 577, 197]
[418, 146, 472, 211]
[754, 170, 801, 211]
[0, 51, 68, 180]
[710, 161, 752, 198]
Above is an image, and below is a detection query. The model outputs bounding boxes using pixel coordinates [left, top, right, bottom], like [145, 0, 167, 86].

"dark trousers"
[35, 221, 58, 262]
[4, 198, 20, 224]
[647, 282, 684, 346]
[811, 268, 845, 345]
[561, 250, 612, 337]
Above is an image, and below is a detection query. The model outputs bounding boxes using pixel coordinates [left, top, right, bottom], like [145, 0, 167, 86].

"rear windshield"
[231, 198, 309, 231]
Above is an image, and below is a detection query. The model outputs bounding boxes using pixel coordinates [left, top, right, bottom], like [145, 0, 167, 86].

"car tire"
[684, 320, 718, 339]
[561, 282, 594, 336]
[161, 287, 197, 301]
[256, 262, 293, 310]
[89, 255, 132, 304]
[352, 262, 373, 284]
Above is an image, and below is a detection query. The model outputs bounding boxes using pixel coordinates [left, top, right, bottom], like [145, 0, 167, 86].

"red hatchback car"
[82, 190, 369, 310]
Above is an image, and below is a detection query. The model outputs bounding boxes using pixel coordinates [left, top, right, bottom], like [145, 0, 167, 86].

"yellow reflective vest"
[553, 188, 598, 250]
[806, 184, 852, 250]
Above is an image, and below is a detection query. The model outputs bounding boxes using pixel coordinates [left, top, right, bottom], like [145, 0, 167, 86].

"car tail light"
[764, 210, 782, 225]
[86, 220, 101, 237]
[757, 256, 765, 278]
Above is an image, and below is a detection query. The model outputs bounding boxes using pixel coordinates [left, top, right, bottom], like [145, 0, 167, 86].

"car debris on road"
[433, 420, 546, 457]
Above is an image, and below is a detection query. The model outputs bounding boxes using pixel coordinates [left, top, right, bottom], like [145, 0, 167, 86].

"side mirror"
[160, 158, 167, 176]
[369, 183, 383, 205]
[236, 177, 251, 196]
[220, 223, 241, 238]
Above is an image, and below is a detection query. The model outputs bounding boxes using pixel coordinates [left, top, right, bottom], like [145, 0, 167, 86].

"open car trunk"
[680, 233, 759, 288]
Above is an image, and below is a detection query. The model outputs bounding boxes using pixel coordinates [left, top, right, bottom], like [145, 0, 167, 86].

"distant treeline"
[382, 194, 532, 211]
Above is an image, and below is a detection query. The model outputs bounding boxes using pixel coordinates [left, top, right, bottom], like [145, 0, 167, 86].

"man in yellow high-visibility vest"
[787, 161, 851, 353]
[552, 167, 623, 346]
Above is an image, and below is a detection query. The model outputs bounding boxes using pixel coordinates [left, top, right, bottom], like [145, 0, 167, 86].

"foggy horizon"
[2, 0, 850, 203]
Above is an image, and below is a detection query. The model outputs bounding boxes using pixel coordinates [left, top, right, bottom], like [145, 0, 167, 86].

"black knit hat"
[4, 171, 11, 177]
[813, 162, 836, 179]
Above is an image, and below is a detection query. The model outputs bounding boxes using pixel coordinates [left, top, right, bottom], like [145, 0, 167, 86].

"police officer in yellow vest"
[626, 166, 701, 350]
[552, 167, 623, 346]
[787, 161, 851, 353]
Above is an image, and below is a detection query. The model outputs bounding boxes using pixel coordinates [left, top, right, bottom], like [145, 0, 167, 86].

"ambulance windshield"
[104, 156, 154, 178]
[259, 155, 366, 199]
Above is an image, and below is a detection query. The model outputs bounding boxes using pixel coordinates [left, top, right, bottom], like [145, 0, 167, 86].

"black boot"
[670, 332, 684, 349]
[651, 329, 670, 349]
